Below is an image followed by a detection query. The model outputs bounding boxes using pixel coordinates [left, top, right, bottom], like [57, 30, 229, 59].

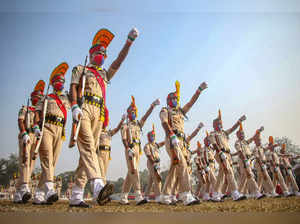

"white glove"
[170, 134, 179, 147]
[128, 148, 134, 158]
[153, 164, 160, 171]
[152, 98, 160, 106]
[33, 125, 41, 138]
[245, 160, 250, 168]
[205, 166, 210, 172]
[220, 152, 227, 160]
[22, 132, 30, 145]
[72, 104, 83, 122]
[127, 27, 139, 42]
[198, 122, 204, 129]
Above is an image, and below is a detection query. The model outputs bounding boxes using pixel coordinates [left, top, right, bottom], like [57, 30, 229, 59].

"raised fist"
[198, 122, 204, 129]
[239, 115, 246, 123]
[128, 27, 139, 42]
[152, 98, 160, 106]
[259, 126, 264, 132]
[199, 82, 208, 91]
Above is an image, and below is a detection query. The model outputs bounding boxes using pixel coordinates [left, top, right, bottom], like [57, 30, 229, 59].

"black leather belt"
[99, 145, 111, 151]
[84, 94, 103, 108]
[45, 114, 65, 127]
[173, 129, 185, 139]
[129, 139, 141, 148]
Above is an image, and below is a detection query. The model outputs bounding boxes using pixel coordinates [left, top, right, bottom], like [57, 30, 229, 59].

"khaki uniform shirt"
[160, 107, 185, 134]
[71, 64, 114, 97]
[280, 156, 292, 169]
[36, 93, 71, 128]
[208, 130, 230, 152]
[253, 146, 267, 163]
[234, 139, 252, 158]
[204, 146, 216, 169]
[18, 105, 36, 134]
[144, 143, 160, 161]
[121, 120, 142, 143]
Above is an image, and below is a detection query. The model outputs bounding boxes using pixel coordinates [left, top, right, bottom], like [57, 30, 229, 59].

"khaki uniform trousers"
[215, 160, 238, 194]
[122, 144, 142, 194]
[206, 168, 218, 193]
[57, 186, 62, 197]
[162, 138, 190, 195]
[38, 124, 63, 188]
[16, 133, 37, 188]
[285, 168, 299, 192]
[237, 160, 260, 194]
[271, 166, 289, 192]
[194, 171, 205, 197]
[145, 160, 161, 197]
[97, 150, 110, 184]
[255, 163, 275, 194]
[74, 104, 103, 188]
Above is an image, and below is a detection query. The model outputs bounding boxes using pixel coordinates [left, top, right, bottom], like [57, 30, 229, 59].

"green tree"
[274, 137, 300, 166]
[0, 153, 18, 187]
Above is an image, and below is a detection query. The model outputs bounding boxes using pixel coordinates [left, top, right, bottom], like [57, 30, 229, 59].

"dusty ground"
[1, 197, 300, 213]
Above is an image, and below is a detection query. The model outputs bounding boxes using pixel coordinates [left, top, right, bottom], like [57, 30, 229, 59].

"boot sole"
[69, 201, 91, 208]
[256, 194, 266, 200]
[234, 195, 247, 201]
[136, 199, 148, 206]
[97, 183, 114, 205]
[22, 192, 32, 203]
[47, 193, 59, 203]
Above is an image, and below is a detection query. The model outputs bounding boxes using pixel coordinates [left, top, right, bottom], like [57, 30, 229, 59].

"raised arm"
[182, 82, 207, 114]
[107, 28, 139, 81]
[225, 115, 246, 136]
[139, 99, 160, 128]
[186, 122, 204, 142]
[247, 126, 264, 144]
[110, 114, 126, 136]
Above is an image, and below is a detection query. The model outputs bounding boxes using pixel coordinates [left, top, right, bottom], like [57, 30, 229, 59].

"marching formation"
[12, 27, 300, 208]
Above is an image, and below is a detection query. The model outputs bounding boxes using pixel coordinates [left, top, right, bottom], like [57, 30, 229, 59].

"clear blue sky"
[1, 0, 300, 180]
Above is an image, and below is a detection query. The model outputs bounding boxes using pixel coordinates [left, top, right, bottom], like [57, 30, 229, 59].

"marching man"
[14, 80, 45, 203]
[97, 110, 126, 185]
[233, 124, 265, 200]
[267, 136, 294, 197]
[69, 28, 139, 208]
[119, 96, 160, 205]
[160, 80, 207, 206]
[279, 143, 300, 196]
[33, 62, 70, 205]
[252, 130, 279, 197]
[208, 110, 247, 201]
[144, 124, 165, 203]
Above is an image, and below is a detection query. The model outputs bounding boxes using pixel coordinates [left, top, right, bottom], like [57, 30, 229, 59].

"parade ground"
[1, 197, 300, 213]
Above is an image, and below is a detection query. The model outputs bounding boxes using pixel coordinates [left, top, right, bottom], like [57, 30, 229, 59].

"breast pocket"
[86, 75, 97, 89]
[47, 100, 56, 114]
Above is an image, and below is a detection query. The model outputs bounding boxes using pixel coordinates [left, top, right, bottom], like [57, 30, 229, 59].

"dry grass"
[1, 197, 300, 213]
